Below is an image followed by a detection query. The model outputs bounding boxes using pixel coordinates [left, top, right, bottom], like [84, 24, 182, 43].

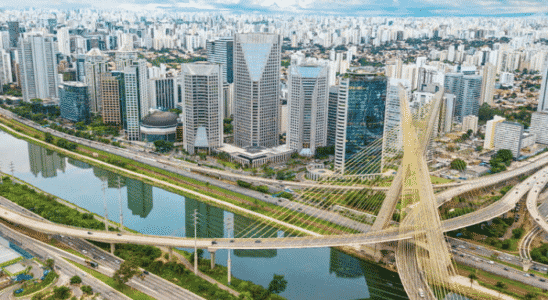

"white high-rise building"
[84, 48, 108, 114]
[0, 49, 12, 85]
[181, 63, 223, 155]
[18, 33, 59, 102]
[287, 64, 328, 156]
[233, 33, 281, 148]
[484, 115, 506, 149]
[538, 68, 548, 112]
[462, 115, 478, 133]
[494, 121, 523, 158]
[120, 61, 147, 141]
[382, 78, 411, 156]
[480, 63, 496, 106]
[57, 27, 70, 55]
[531, 112, 548, 145]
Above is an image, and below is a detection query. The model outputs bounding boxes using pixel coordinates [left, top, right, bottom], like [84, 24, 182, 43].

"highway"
[0, 196, 206, 300]
[0, 162, 542, 250]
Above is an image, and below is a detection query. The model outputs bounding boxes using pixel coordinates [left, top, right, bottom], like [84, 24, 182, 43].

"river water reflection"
[0, 130, 407, 300]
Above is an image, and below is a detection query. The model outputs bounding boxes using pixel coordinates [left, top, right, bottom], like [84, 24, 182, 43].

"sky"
[2, 0, 548, 17]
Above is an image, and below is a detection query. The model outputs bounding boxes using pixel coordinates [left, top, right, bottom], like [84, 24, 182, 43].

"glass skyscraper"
[334, 74, 387, 173]
[59, 81, 90, 123]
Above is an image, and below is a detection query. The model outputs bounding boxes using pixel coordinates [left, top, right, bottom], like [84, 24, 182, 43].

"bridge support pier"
[227, 251, 232, 285]
[209, 249, 216, 269]
[358, 244, 383, 263]
[110, 243, 115, 254]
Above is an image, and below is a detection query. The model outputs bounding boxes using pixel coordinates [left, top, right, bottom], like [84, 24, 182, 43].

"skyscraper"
[327, 86, 340, 147]
[287, 64, 328, 156]
[118, 60, 148, 141]
[181, 63, 223, 155]
[59, 82, 90, 123]
[494, 121, 523, 158]
[480, 63, 496, 106]
[7, 22, 19, 49]
[18, 33, 60, 102]
[100, 73, 122, 125]
[444, 73, 482, 122]
[233, 33, 281, 149]
[382, 78, 411, 157]
[84, 48, 109, 114]
[538, 68, 548, 112]
[206, 37, 233, 84]
[148, 77, 177, 110]
[334, 73, 387, 173]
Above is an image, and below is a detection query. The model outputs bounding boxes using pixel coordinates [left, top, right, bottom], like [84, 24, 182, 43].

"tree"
[450, 159, 467, 171]
[113, 260, 140, 285]
[80, 285, 93, 295]
[190, 249, 204, 263]
[45, 258, 55, 270]
[525, 292, 538, 300]
[153, 140, 174, 153]
[53, 286, 70, 299]
[44, 132, 54, 143]
[495, 149, 513, 163]
[70, 275, 82, 284]
[268, 274, 288, 295]
[468, 273, 477, 288]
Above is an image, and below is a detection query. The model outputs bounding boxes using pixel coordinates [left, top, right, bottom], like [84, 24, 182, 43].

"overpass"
[0, 156, 540, 251]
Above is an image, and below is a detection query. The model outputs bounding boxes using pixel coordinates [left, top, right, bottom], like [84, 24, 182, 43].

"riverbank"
[0, 114, 357, 237]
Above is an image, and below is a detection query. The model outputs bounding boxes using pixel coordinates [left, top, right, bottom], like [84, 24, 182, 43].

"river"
[0, 130, 407, 300]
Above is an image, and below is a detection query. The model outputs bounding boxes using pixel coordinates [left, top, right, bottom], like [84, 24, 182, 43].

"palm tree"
[468, 273, 478, 288]
[495, 281, 506, 298]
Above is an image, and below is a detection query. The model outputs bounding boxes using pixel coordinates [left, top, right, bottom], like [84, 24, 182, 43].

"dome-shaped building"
[140, 111, 179, 142]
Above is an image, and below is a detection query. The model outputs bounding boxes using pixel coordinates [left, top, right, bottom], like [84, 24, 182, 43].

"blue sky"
[4, 0, 548, 17]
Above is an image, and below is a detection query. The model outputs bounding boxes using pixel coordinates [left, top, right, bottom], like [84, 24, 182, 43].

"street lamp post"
[227, 216, 233, 285]
[193, 209, 200, 273]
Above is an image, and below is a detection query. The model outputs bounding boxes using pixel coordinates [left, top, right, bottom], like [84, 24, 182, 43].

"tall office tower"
[206, 37, 233, 84]
[382, 78, 410, 157]
[439, 93, 455, 134]
[0, 31, 10, 50]
[59, 82, 90, 123]
[100, 73, 121, 125]
[148, 77, 177, 110]
[494, 121, 523, 158]
[84, 48, 108, 114]
[76, 54, 86, 82]
[460, 75, 482, 119]
[327, 86, 340, 146]
[8, 22, 19, 49]
[0, 49, 12, 85]
[57, 27, 70, 55]
[287, 64, 328, 156]
[480, 63, 496, 106]
[181, 63, 223, 155]
[484, 115, 506, 149]
[18, 34, 60, 102]
[531, 112, 548, 144]
[538, 68, 548, 112]
[119, 62, 147, 141]
[334, 73, 387, 173]
[233, 33, 281, 149]
[444, 73, 482, 122]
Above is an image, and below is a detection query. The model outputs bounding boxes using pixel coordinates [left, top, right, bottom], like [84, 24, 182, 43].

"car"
[87, 231, 92, 235]
[524, 274, 530, 277]
[100, 256, 105, 260]
[229, 240, 234, 243]
[143, 270, 149, 275]
[117, 233, 122, 236]
[82, 250, 87, 254]
[418, 288, 425, 298]
[115, 260, 120, 264]
[488, 261, 494, 265]
[458, 245, 465, 249]
[503, 268, 509, 271]
[540, 279, 546, 282]
[211, 241, 218, 245]
[297, 208, 302, 211]
[255, 240, 261, 243]
[530, 273, 535, 277]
